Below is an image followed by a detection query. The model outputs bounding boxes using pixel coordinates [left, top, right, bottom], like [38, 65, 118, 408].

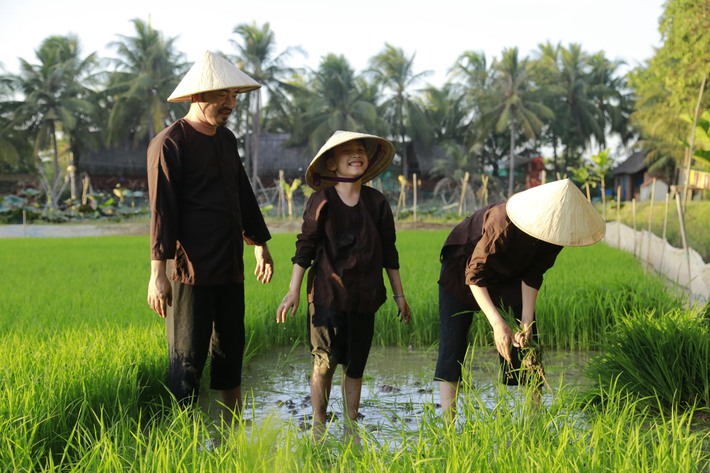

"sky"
[0, 0, 665, 88]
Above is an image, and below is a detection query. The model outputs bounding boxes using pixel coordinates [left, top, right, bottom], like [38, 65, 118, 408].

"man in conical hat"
[276, 130, 412, 439]
[435, 179, 605, 418]
[146, 50, 274, 417]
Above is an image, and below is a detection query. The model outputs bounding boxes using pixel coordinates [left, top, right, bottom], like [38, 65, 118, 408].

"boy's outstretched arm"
[276, 264, 307, 323]
[385, 268, 411, 325]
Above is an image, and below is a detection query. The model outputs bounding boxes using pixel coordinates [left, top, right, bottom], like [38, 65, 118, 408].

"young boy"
[276, 130, 411, 438]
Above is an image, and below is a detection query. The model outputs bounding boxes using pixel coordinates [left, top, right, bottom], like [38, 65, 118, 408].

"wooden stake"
[675, 190, 693, 287]
[458, 171, 470, 216]
[645, 178, 656, 266]
[601, 178, 606, 222]
[413, 173, 418, 225]
[632, 198, 637, 257]
[659, 191, 670, 273]
[616, 185, 621, 248]
[277, 170, 285, 218]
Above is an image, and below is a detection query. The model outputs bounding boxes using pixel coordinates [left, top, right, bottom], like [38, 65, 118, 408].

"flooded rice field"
[201, 345, 595, 440]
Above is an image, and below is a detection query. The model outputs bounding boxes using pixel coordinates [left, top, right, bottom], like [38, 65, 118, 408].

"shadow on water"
[201, 345, 595, 441]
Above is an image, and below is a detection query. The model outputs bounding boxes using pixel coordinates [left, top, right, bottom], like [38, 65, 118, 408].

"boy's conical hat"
[305, 130, 395, 190]
[167, 50, 261, 102]
[505, 179, 605, 247]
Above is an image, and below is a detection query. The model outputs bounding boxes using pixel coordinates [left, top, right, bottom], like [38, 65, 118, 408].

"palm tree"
[419, 83, 469, 144]
[368, 44, 432, 177]
[230, 21, 304, 185]
[4, 35, 100, 209]
[293, 54, 382, 154]
[483, 48, 552, 196]
[449, 50, 495, 115]
[105, 18, 185, 148]
[448, 50, 501, 173]
[587, 52, 634, 148]
[531, 41, 566, 173]
[557, 44, 606, 169]
[0, 72, 30, 172]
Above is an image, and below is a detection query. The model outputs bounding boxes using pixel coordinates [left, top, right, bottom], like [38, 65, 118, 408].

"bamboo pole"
[277, 170, 285, 218]
[675, 190, 693, 288]
[481, 175, 489, 206]
[413, 173, 418, 225]
[632, 198, 637, 257]
[458, 171, 470, 216]
[585, 182, 591, 201]
[396, 175, 406, 219]
[601, 177, 606, 222]
[682, 74, 707, 210]
[659, 190, 670, 274]
[645, 178, 656, 267]
[616, 186, 621, 248]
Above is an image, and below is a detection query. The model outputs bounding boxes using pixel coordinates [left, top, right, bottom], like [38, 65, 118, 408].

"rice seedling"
[585, 307, 710, 415]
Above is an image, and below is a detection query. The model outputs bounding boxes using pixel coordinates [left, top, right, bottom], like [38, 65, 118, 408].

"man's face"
[199, 88, 239, 127]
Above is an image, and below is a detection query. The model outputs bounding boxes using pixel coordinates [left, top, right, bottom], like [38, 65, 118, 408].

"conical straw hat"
[167, 50, 261, 102]
[305, 131, 395, 190]
[505, 179, 605, 247]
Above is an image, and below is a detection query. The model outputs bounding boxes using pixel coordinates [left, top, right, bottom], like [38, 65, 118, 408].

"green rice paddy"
[1, 231, 708, 471]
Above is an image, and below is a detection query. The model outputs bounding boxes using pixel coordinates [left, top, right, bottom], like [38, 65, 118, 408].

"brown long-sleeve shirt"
[147, 119, 271, 285]
[292, 186, 399, 314]
[439, 202, 562, 308]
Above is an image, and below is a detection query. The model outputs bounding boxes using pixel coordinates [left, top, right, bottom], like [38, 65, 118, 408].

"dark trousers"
[166, 281, 245, 405]
[435, 281, 540, 386]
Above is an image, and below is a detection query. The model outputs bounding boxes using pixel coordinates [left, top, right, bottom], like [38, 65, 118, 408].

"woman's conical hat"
[167, 50, 261, 102]
[505, 178, 605, 247]
[305, 130, 395, 190]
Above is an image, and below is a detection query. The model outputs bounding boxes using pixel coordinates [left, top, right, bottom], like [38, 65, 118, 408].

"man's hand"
[394, 296, 412, 325]
[254, 244, 274, 284]
[147, 260, 171, 318]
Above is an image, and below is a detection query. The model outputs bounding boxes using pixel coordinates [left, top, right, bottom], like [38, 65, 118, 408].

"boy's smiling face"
[326, 140, 369, 179]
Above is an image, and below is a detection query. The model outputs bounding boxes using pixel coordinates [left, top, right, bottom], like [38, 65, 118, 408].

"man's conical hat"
[305, 130, 395, 190]
[167, 50, 261, 102]
[505, 178, 605, 247]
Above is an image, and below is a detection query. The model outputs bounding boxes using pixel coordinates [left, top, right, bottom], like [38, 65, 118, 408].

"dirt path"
[0, 220, 452, 238]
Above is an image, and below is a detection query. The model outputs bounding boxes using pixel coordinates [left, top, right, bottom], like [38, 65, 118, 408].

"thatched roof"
[251, 133, 310, 180]
[610, 151, 647, 176]
[81, 148, 145, 176]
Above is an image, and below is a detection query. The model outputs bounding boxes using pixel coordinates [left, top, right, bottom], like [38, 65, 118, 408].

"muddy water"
[202, 345, 594, 439]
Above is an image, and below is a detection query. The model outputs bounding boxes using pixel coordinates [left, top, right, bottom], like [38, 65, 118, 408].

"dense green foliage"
[1, 20, 634, 208]
[629, 0, 710, 176]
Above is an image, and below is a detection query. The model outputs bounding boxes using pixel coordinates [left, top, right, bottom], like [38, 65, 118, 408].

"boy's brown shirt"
[293, 186, 399, 314]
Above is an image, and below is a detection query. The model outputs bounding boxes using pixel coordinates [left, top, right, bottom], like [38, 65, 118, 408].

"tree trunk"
[251, 92, 262, 187]
[508, 124, 516, 197]
[400, 131, 408, 178]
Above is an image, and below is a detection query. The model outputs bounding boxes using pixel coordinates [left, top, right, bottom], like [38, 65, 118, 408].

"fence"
[604, 221, 710, 305]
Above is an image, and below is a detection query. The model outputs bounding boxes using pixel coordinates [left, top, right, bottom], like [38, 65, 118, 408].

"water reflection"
[200, 345, 594, 440]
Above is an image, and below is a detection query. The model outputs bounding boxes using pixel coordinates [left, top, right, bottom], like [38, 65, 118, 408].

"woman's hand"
[491, 320, 513, 363]
[514, 322, 533, 348]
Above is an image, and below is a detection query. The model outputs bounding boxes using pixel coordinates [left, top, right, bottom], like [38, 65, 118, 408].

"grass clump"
[586, 307, 710, 416]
